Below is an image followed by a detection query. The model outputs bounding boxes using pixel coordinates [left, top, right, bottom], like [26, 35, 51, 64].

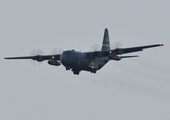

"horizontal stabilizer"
[119, 55, 139, 58]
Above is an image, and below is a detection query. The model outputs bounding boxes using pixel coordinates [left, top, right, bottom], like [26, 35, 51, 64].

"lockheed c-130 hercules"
[5, 28, 163, 75]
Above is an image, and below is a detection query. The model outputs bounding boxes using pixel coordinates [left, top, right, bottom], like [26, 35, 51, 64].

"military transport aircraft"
[5, 28, 163, 75]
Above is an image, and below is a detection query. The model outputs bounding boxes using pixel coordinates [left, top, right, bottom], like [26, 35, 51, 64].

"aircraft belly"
[97, 57, 110, 70]
[81, 57, 110, 71]
[61, 54, 85, 70]
[61, 52, 109, 73]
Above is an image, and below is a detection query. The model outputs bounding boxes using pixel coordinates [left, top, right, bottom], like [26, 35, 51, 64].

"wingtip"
[4, 57, 11, 60]
[159, 44, 164, 46]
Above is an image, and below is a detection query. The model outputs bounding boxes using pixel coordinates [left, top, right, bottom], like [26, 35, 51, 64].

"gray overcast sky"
[0, 0, 170, 120]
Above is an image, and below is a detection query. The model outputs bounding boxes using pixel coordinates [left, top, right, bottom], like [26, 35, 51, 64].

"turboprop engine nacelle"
[48, 60, 61, 66]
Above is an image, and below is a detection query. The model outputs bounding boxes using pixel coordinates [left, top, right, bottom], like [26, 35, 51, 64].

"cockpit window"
[63, 50, 71, 54]
[63, 50, 76, 55]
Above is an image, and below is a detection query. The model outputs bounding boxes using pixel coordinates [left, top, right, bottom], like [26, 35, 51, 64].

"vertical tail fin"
[101, 28, 110, 51]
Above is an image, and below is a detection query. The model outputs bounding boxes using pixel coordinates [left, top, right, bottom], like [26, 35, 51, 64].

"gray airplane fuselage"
[61, 50, 109, 74]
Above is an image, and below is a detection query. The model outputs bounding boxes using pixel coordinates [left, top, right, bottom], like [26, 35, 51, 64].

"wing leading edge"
[4, 54, 61, 62]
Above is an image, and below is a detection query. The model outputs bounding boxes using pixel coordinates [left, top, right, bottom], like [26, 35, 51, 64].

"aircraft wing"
[86, 44, 163, 58]
[4, 54, 61, 62]
[111, 44, 163, 55]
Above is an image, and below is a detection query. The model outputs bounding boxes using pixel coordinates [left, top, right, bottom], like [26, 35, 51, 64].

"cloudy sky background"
[1, 0, 170, 120]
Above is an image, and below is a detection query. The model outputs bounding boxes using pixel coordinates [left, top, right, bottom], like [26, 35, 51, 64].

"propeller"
[89, 42, 123, 52]
[49, 48, 63, 64]
[29, 49, 44, 66]
[89, 44, 101, 52]
[111, 41, 123, 49]
[50, 48, 63, 55]
[30, 49, 44, 56]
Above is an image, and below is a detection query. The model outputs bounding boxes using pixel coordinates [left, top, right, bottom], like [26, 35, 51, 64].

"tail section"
[102, 28, 110, 51]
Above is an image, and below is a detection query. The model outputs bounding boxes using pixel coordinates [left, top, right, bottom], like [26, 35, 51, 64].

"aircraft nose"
[60, 53, 64, 63]
[60, 52, 66, 64]
[60, 50, 71, 65]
